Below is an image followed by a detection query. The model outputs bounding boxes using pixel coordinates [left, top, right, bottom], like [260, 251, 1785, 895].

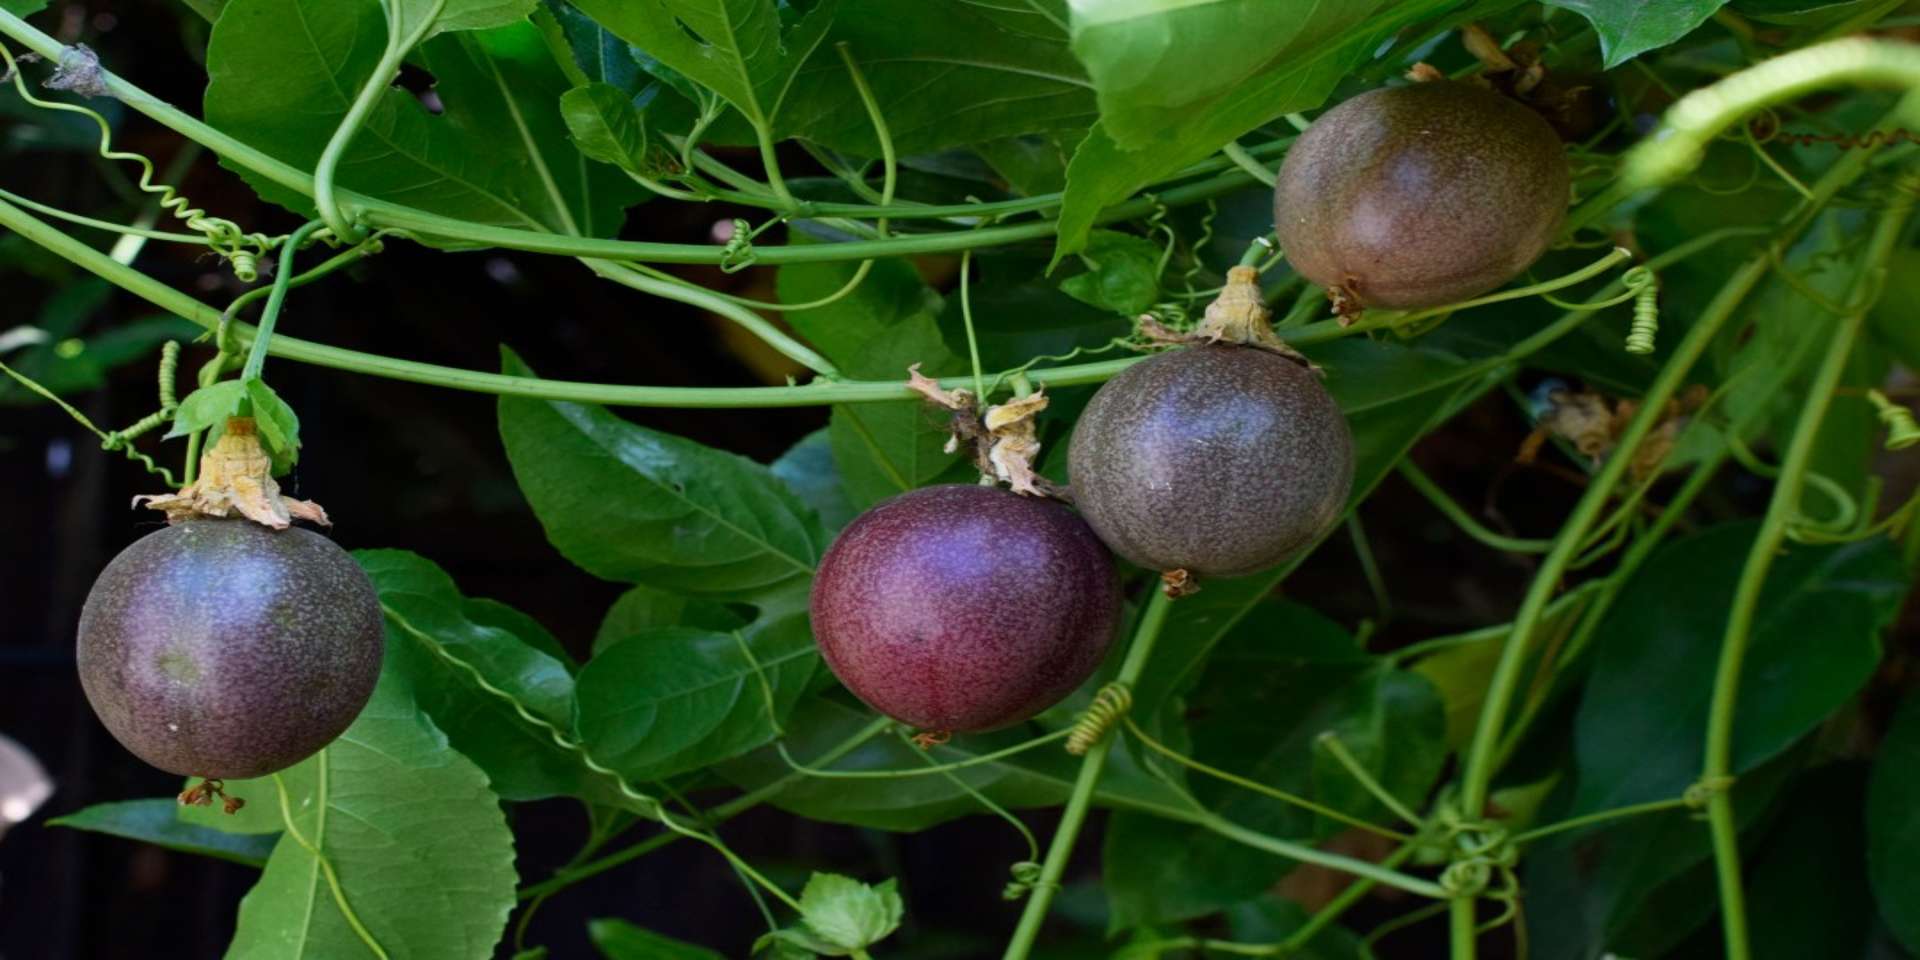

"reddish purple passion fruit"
[809, 485, 1121, 733]
[1274, 80, 1569, 310]
[77, 519, 384, 779]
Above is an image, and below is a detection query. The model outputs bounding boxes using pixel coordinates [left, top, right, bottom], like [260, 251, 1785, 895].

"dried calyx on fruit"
[1069, 268, 1354, 595]
[1273, 74, 1570, 320]
[77, 417, 383, 808]
[908, 366, 1057, 498]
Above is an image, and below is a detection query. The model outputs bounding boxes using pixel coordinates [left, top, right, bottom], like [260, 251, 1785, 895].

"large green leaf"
[225, 666, 517, 960]
[770, 428, 859, 532]
[50, 799, 279, 867]
[573, 615, 816, 781]
[717, 695, 1192, 831]
[497, 348, 827, 598]
[356, 550, 595, 801]
[1104, 611, 1446, 928]
[593, 583, 748, 655]
[776, 0, 1095, 155]
[1052, 0, 1455, 260]
[1570, 525, 1905, 815]
[205, 1, 643, 236]
[1541, 0, 1729, 67]
[566, 0, 839, 132]
[1869, 693, 1920, 953]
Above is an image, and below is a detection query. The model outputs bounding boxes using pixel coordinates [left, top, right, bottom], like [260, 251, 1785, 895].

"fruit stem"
[1001, 587, 1174, 960]
[240, 220, 328, 383]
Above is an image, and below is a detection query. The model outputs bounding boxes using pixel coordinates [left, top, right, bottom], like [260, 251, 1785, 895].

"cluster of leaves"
[7, 0, 1919, 958]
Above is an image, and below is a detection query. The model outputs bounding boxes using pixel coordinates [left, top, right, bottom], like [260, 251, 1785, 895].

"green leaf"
[541, 0, 647, 91]
[1869, 693, 1920, 953]
[497, 348, 827, 599]
[796, 873, 903, 953]
[1052, 0, 1452, 260]
[974, 134, 1073, 196]
[561, 82, 653, 172]
[1570, 525, 1905, 815]
[1057, 229, 1162, 316]
[588, 918, 724, 960]
[1412, 583, 1607, 749]
[594, 583, 747, 655]
[225, 665, 517, 960]
[205, 2, 643, 237]
[356, 550, 594, 801]
[1541, 0, 1728, 67]
[409, 0, 538, 41]
[164, 379, 248, 439]
[771, 428, 859, 532]
[0, 282, 195, 406]
[49, 799, 279, 867]
[0, 0, 46, 13]
[1105, 623, 1446, 927]
[243, 377, 301, 474]
[567, 0, 840, 132]
[573, 615, 815, 781]
[774, 0, 1095, 156]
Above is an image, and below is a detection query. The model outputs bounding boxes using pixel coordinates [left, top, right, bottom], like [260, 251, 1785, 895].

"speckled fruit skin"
[1273, 81, 1569, 309]
[809, 485, 1120, 733]
[1068, 344, 1354, 577]
[77, 519, 384, 779]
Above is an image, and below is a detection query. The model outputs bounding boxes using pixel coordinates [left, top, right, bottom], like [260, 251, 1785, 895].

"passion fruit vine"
[1068, 344, 1354, 581]
[809, 484, 1120, 733]
[1274, 79, 1570, 312]
[77, 421, 383, 783]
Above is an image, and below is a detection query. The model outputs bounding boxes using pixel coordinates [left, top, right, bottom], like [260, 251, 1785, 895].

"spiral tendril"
[0, 42, 275, 280]
[1868, 389, 1920, 450]
[1065, 683, 1132, 756]
[1622, 266, 1660, 354]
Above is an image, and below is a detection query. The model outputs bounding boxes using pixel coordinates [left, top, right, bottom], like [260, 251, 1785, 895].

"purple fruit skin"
[1274, 81, 1569, 309]
[1068, 345, 1354, 577]
[809, 485, 1120, 733]
[76, 519, 384, 779]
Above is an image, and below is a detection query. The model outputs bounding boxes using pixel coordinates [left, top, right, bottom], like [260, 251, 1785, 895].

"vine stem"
[1700, 187, 1913, 960]
[1445, 126, 1896, 960]
[1001, 589, 1174, 960]
[313, 0, 446, 241]
[240, 219, 327, 382]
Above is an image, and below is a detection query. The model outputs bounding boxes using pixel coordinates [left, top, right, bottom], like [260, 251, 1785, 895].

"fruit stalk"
[1001, 587, 1173, 960]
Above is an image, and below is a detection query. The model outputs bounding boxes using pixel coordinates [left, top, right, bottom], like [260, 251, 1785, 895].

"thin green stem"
[240, 220, 327, 382]
[1220, 141, 1277, 186]
[1001, 589, 1175, 960]
[0, 186, 211, 244]
[1511, 796, 1693, 845]
[1701, 191, 1911, 960]
[514, 717, 894, 901]
[588, 260, 839, 377]
[1122, 717, 1410, 842]
[1180, 811, 1449, 899]
[314, 0, 447, 240]
[1315, 732, 1422, 826]
[775, 728, 1071, 779]
[1399, 462, 1552, 553]
[960, 249, 987, 400]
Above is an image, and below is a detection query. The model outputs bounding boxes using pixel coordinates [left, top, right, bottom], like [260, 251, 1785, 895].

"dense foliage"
[4, 0, 1920, 958]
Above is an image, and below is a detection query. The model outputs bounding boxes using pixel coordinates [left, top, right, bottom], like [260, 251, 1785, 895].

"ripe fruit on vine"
[1068, 344, 1353, 579]
[77, 519, 384, 780]
[809, 485, 1120, 733]
[1273, 80, 1569, 311]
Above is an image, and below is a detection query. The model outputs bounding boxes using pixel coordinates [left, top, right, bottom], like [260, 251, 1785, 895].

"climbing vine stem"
[240, 220, 328, 383]
[1700, 185, 1914, 960]
[1000, 588, 1174, 960]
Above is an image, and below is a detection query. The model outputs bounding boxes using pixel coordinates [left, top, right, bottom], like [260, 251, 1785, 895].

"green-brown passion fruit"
[1067, 343, 1354, 579]
[1274, 80, 1570, 311]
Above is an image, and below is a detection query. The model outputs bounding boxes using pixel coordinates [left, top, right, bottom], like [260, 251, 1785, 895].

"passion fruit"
[1067, 344, 1353, 578]
[77, 518, 383, 780]
[809, 485, 1120, 733]
[1274, 80, 1569, 310]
